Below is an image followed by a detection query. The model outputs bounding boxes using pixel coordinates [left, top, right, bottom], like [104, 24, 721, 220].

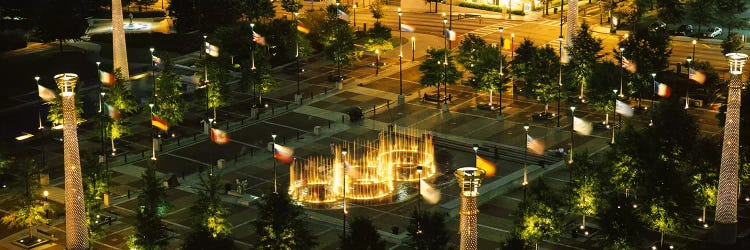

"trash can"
[314, 126, 321, 136]
[554, 8, 557, 14]
[345, 107, 363, 122]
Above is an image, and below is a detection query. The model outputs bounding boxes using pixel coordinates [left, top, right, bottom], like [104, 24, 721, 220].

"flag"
[297, 22, 310, 34]
[420, 180, 441, 204]
[400, 24, 415, 32]
[573, 117, 593, 135]
[476, 156, 496, 177]
[343, 161, 360, 179]
[205, 42, 219, 57]
[526, 135, 545, 156]
[503, 38, 511, 50]
[151, 116, 169, 131]
[274, 144, 295, 164]
[210, 128, 230, 144]
[615, 100, 634, 117]
[252, 32, 267, 46]
[560, 47, 569, 64]
[99, 70, 115, 85]
[105, 103, 120, 120]
[337, 9, 349, 22]
[622, 56, 636, 73]
[445, 29, 457, 41]
[689, 68, 706, 84]
[37, 84, 56, 101]
[657, 83, 671, 98]
[151, 55, 163, 69]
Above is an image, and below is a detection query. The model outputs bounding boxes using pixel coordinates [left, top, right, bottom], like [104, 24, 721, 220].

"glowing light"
[289, 126, 435, 207]
[15, 133, 34, 141]
[455, 167, 485, 250]
[55, 73, 88, 249]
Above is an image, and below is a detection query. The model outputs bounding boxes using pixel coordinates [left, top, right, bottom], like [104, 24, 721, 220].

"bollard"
[141, 151, 145, 158]
[494, 146, 499, 159]
[286, 103, 289, 110]
[124, 154, 127, 163]
[241, 118, 245, 125]
[251, 148, 254, 156]
[328, 120, 331, 128]
[297, 131, 300, 141]
[272, 107, 275, 115]
[177, 137, 181, 146]
[310, 92, 313, 99]
[194, 134, 197, 140]
[226, 122, 229, 130]
[283, 137, 286, 144]
[325, 87, 328, 94]
[387, 100, 390, 110]
[373, 105, 376, 114]
[342, 115, 345, 123]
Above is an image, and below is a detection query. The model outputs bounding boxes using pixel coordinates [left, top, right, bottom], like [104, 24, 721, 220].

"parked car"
[649, 21, 667, 31]
[671, 25, 694, 36]
[704, 27, 722, 38]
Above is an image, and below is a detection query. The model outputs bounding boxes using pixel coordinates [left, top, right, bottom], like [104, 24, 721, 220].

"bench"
[458, 13, 482, 23]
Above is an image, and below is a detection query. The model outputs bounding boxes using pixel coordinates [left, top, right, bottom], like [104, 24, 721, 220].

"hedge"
[458, 2, 526, 16]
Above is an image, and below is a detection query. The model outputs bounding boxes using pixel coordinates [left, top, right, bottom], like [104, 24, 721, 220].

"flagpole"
[209, 118, 214, 176]
[342, 148, 348, 237]
[569, 106, 575, 184]
[272, 132, 277, 194]
[619, 48, 625, 98]
[685, 57, 692, 110]
[611, 89, 618, 145]
[295, 12, 301, 96]
[398, 8, 404, 104]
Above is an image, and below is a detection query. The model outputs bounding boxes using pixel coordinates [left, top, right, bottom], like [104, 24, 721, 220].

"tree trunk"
[111, 137, 116, 154]
[213, 107, 217, 121]
[660, 231, 664, 247]
[582, 214, 586, 229]
[702, 206, 706, 223]
[59, 39, 63, 52]
[489, 89, 494, 106]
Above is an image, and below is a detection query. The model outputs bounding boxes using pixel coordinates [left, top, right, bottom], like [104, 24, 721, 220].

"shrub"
[367, 22, 391, 41]
[458, 2, 526, 16]
[90, 32, 200, 54]
[0, 30, 27, 52]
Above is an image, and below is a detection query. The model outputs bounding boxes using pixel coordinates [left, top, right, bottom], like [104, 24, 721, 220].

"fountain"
[289, 126, 436, 207]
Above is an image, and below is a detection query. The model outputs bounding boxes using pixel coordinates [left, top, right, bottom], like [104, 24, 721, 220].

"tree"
[641, 199, 679, 247]
[721, 32, 744, 54]
[418, 48, 462, 91]
[613, 0, 641, 28]
[254, 192, 317, 249]
[586, 62, 620, 124]
[0, 157, 50, 239]
[406, 210, 453, 250]
[340, 216, 386, 250]
[321, 5, 359, 81]
[599, 194, 641, 248]
[619, 27, 671, 101]
[128, 161, 170, 250]
[570, 176, 601, 229]
[46, 80, 85, 127]
[715, 0, 749, 34]
[133, 0, 158, 12]
[567, 22, 603, 100]
[154, 55, 187, 127]
[656, 0, 684, 29]
[369, 0, 385, 21]
[280, 0, 303, 14]
[183, 172, 234, 250]
[105, 68, 137, 155]
[528, 45, 561, 114]
[515, 200, 562, 249]
[168, 0, 199, 33]
[197, 60, 230, 121]
[686, 0, 716, 33]
[457, 34, 487, 68]
[34, 0, 88, 51]
[243, 0, 275, 23]
[81, 153, 110, 241]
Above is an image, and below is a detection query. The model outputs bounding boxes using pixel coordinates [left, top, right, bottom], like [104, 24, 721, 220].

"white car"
[704, 27, 722, 38]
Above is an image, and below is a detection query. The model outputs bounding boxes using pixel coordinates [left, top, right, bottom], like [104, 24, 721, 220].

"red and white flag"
[99, 70, 115, 85]
[420, 180, 441, 204]
[105, 103, 120, 120]
[657, 83, 671, 98]
[37, 84, 56, 101]
[688, 68, 706, 84]
[210, 128, 230, 144]
[274, 144, 294, 164]
[622, 56, 636, 73]
[252, 32, 267, 46]
[445, 29, 457, 41]
[526, 135, 545, 156]
[573, 117, 593, 135]
[205, 42, 219, 57]
[343, 161, 360, 179]
[616, 100, 634, 117]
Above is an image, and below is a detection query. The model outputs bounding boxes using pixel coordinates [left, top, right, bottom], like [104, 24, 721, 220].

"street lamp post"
[569, 106, 575, 164]
[619, 47, 625, 98]
[692, 40, 697, 61]
[523, 124, 529, 201]
[498, 27, 504, 114]
[511, 33, 516, 100]
[43, 190, 49, 223]
[295, 12, 301, 97]
[650, 72, 656, 127]
[398, 8, 404, 104]
[472, 144, 479, 167]
[208, 118, 214, 175]
[557, 35, 563, 128]
[442, 13, 448, 109]
[272, 132, 277, 194]
[686, 56, 692, 109]
[149, 103, 156, 161]
[150, 47, 156, 107]
[375, 49, 380, 76]
[611, 89, 618, 145]
[411, 36, 416, 62]
[342, 147, 348, 236]
[353, 3, 357, 28]
[416, 165, 423, 247]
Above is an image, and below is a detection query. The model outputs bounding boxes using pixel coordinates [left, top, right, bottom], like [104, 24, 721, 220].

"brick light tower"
[714, 53, 747, 245]
[56, 74, 88, 249]
[455, 167, 486, 250]
[112, 0, 129, 78]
